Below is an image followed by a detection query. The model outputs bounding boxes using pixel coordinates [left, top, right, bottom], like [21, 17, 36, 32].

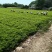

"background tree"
[29, 1, 36, 9]
[13, 2, 18, 7]
[3, 3, 16, 8]
[44, 0, 52, 8]
[22, 5, 29, 9]
[35, 0, 45, 9]
[17, 4, 24, 8]
[29, 1, 36, 7]
[0, 4, 3, 7]
[1, 0, 52, 9]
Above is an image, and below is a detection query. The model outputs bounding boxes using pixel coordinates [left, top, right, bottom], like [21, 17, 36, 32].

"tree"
[35, 0, 45, 9]
[3, 3, 16, 8]
[44, 0, 52, 8]
[0, 4, 3, 7]
[13, 2, 18, 7]
[22, 5, 29, 9]
[29, 1, 36, 9]
[29, 1, 36, 7]
[17, 4, 24, 8]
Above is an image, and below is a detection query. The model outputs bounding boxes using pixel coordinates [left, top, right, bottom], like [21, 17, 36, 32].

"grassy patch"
[0, 8, 52, 52]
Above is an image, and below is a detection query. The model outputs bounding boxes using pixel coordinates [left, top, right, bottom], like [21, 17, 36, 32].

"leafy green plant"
[0, 8, 52, 52]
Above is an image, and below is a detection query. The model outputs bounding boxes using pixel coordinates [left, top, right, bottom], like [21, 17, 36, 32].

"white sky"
[0, 0, 35, 5]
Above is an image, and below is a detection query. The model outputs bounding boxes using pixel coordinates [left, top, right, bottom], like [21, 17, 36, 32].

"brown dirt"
[12, 25, 52, 52]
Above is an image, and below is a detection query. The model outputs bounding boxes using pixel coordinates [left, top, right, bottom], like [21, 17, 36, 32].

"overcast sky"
[0, 0, 35, 5]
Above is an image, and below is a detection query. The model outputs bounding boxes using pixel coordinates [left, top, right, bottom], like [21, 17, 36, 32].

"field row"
[0, 8, 52, 52]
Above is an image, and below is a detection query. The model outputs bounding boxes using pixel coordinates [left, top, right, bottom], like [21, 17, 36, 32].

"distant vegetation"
[29, 0, 52, 10]
[0, 2, 29, 9]
[0, 0, 52, 10]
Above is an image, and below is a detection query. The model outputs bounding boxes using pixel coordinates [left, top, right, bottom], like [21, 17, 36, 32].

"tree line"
[0, 0, 52, 10]
[0, 2, 29, 9]
[29, 0, 52, 10]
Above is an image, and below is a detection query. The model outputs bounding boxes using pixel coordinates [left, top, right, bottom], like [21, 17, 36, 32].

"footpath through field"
[12, 25, 52, 52]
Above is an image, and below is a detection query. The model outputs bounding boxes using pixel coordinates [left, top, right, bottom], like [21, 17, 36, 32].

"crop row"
[0, 8, 52, 52]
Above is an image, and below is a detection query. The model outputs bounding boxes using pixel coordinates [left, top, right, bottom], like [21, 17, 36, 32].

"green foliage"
[22, 5, 29, 9]
[44, 0, 52, 8]
[3, 4, 16, 8]
[29, 0, 52, 10]
[0, 8, 52, 52]
[2, 2, 24, 8]
[29, 1, 36, 7]
[35, 0, 45, 9]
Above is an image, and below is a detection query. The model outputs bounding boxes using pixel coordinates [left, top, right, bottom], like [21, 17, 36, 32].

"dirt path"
[12, 25, 52, 52]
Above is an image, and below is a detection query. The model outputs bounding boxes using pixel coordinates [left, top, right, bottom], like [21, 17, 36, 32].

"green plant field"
[0, 8, 52, 52]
